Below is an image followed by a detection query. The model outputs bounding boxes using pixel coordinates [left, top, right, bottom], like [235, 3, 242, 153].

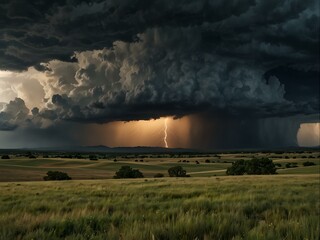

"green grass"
[0, 175, 319, 240]
[0, 159, 62, 167]
[0, 151, 319, 181]
[277, 165, 320, 174]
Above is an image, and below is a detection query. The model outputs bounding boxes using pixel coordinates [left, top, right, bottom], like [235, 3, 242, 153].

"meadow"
[0, 151, 319, 181]
[0, 175, 319, 240]
[0, 151, 319, 239]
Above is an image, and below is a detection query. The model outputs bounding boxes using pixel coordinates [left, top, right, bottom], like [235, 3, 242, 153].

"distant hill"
[9, 145, 198, 153]
[0, 145, 319, 154]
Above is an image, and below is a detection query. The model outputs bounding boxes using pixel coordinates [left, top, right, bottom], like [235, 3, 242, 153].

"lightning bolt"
[164, 118, 169, 148]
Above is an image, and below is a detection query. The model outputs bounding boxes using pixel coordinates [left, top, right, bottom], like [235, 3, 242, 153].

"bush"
[303, 161, 316, 166]
[286, 162, 298, 168]
[227, 158, 276, 175]
[205, 159, 210, 163]
[154, 173, 164, 178]
[43, 171, 71, 181]
[113, 166, 144, 179]
[89, 155, 98, 161]
[168, 166, 189, 177]
[1, 155, 10, 159]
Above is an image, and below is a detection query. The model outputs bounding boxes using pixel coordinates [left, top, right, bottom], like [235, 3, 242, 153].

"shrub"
[303, 161, 316, 166]
[113, 166, 144, 179]
[89, 155, 98, 161]
[205, 159, 210, 163]
[154, 173, 164, 178]
[43, 171, 71, 181]
[168, 166, 189, 177]
[227, 158, 276, 175]
[1, 155, 10, 159]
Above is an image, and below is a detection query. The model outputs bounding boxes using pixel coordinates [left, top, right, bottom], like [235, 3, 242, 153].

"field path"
[189, 169, 226, 175]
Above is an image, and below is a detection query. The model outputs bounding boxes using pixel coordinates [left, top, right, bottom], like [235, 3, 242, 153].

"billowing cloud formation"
[0, 98, 29, 130]
[33, 28, 300, 124]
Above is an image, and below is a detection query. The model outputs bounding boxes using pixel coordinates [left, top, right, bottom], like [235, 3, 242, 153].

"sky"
[0, 0, 319, 149]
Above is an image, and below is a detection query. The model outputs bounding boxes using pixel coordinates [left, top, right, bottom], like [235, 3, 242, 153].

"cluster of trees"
[227, 158, 277, 175]
[112, 165, 190, 179]
[303, 161, 316, 166]
[1, 155, 10, 159]
[43, 171, 72, 181]
[113, 166, 144, 178]
[168, 166, 190, 177]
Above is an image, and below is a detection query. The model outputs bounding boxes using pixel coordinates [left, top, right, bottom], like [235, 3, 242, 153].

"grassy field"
[0, 175, 319, 240]
[0, 151, 319, 181]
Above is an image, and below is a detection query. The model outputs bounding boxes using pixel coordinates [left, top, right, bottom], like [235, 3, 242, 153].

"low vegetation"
[43, 171, 72, 181]
[303, 161, 316, 166]
[113, 166, 144, 179]
[0, 175, 318, 239]
[227, 158, 276, 175]
[154, 173, 164, 178]
[168, 166, 189, 177]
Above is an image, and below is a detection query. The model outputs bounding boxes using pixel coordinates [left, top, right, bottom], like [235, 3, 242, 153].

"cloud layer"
[0, 0, 319, 148]
[1, 0, 318, 71]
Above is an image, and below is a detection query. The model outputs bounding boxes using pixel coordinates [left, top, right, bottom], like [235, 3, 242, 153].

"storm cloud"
[0, 0, 319, 148]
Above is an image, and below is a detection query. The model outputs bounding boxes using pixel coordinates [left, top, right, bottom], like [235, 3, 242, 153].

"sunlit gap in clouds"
[297, 123, 320, 147]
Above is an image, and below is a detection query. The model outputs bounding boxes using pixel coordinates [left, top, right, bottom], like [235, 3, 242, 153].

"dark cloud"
[27, 25, 315, 124]
[187, 114, 303, 149]
[0, 0, 318, 71]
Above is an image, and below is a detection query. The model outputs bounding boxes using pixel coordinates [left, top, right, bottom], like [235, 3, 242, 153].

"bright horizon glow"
[297, 123, 320, 147]
[79, 116, 191, 149]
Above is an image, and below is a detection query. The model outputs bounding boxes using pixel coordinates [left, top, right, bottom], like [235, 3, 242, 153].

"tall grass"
[0, 175, 319, 239]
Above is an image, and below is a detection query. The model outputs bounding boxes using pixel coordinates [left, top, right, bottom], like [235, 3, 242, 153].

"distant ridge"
[0, 145, 319, 154]
[11, 145, 198, 153]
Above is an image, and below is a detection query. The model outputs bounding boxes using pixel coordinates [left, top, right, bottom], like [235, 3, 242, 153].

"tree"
[113, 166, 144, 179]
[226, 159, 246, 175]
[226, 158, 276, 175]
[245, 158, 276, 174]
[168, 166, 188, 177]
[1, 155, 10, 159]
[303, 161, 315, 166]
[43, 171, 71, 181]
